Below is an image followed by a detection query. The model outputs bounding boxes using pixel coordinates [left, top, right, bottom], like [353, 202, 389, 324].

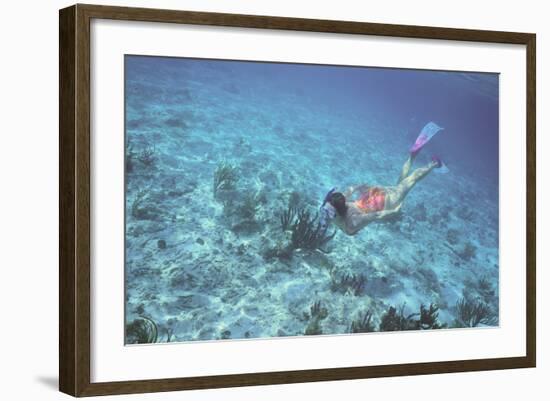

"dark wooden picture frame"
[59, 3, 536, 397]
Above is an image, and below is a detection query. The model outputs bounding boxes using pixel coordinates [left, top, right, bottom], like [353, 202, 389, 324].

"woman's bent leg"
[397, 154, 415, 184]
[395, 161, 436, 200]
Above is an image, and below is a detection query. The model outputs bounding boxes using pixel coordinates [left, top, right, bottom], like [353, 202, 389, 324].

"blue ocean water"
[124, 55, 499, 344]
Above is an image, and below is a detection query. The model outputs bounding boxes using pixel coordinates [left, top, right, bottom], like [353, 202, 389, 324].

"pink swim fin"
[409, 122, 444, 155]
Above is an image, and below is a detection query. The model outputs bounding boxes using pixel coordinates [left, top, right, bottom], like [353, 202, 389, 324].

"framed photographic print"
[59, 4, 536, 397]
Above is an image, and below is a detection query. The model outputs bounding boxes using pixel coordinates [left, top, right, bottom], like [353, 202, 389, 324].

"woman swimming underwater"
[320, 122, 447, 236]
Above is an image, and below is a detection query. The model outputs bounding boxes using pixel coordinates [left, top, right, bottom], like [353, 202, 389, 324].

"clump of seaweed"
[126, 316, 158, 344]
[131, 188, 149, 219]
[223, 192, 262, 233]
[330, 271, 367, 296]
[129, 188, 163, 221]
[347, 303, 447, 334]
[239, 192, 261, 221]
[165, 327, 174, 343]
[305, 301, 329, 335]
[454, 297, 497, 327]
[419, 304, 447, 329]
[458, 241, 477, 261]
[279, 204, 298, 232]
[289, 209, 336, 253]
[138, 145, 156, 167]
[349, 310, 375, 333]
[379, 304, 419, 331]
[378, 303, 446, 332]
[222, 199, 234, 216]
[477, 276, 495, 300]
[125, 142, 136, 173]
[268, 207, 336, 260]
[213, 161, 238, 198]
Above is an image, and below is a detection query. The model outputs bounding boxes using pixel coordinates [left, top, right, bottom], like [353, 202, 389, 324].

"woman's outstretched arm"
[343, 184, 370, 198]
[346, 204, 402, 234]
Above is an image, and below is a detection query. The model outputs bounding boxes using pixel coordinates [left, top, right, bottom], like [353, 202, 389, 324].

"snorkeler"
[320, 122, 446, 236]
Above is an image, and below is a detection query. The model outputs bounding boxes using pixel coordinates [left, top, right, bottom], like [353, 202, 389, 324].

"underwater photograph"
[124, 55, 499, 344]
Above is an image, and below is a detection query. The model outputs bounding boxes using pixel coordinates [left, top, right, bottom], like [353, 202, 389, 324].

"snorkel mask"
[321, 187, 336, 208]
[319, 187, 337, 229]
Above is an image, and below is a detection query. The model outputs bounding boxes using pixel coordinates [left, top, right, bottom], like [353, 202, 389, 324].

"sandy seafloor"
[124, 56, 499, 343]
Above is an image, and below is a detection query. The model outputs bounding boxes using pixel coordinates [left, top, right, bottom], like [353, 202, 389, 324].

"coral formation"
[305, 301, 329, 335]
[131, 188, 149, 219]
[279, 204, 298, 232]
[379, 304, 419, 331]
[379, 303, 446, 331]
[138, 145, 156, 167]
[221, 191, 262, 233]
[213, 161, 238, 198]
[125, 142, 136, 173]
[458, 241, 477, 261]
[330, 271, 367, 296]
[126, 316, 159, 344]
[289, 209, 336, 253]
[269, 207, 336, 260]
[419, 304, 446, 329]
[454, 297, 497, 327]
[349, 310, 375, 333]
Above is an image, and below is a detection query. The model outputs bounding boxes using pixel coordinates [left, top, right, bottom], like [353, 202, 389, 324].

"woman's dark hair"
[328, 192, 347, 217]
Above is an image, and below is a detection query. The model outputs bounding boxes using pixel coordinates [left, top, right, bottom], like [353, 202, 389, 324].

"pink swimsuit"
[355, 187, 386, 213]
